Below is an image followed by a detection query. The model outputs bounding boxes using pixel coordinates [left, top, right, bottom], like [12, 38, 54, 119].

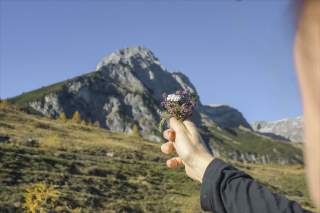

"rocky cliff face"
[252, 117, 304, 143]
[21, 46, 251, 142]
[10, 46, 304, 164]
[200, 104, 252, 129]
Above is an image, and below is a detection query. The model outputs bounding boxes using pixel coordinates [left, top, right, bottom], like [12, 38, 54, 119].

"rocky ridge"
[14, 46, 250, 141]
[9, 46, 303, 164]
[252, 117, 304, 143]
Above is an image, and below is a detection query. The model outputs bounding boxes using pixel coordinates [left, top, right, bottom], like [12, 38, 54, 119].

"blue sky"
[0, 0, 300, 122]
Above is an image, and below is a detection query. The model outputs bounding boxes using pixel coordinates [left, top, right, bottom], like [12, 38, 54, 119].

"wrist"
[195, 153, 214, 183]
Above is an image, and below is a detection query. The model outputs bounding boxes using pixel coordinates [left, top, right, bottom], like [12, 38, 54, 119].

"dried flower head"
[159, 90, 197, 131]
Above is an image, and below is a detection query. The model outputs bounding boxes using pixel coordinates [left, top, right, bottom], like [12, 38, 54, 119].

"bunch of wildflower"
[159, 90, 197, 131]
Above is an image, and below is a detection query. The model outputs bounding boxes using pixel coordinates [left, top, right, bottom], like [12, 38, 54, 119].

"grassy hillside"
[205, 124, 303, 164]
[6, 73, 303, 165]
[0, 106, 318, 212]
[8, 82, 66, 107]
[8, 70, 97, 108]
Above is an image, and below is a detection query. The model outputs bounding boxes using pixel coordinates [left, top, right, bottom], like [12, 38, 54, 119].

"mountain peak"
[96, 46, 161, 70]
[95, 46, 197, 102]
[10, 46, 252, 145]
[8, 46, 304, 164]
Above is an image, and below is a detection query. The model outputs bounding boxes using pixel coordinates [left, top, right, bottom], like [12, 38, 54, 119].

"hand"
[161, 117, 214, 183]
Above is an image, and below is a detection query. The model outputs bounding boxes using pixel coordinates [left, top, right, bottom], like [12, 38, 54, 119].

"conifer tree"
[71, 111, 81, 124]
[58, 112, 67, 123]
[131, 124, 140, 137]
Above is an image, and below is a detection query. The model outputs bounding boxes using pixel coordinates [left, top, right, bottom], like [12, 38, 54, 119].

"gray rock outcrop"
[24, 46, 252, 142]
[9, 46, 305, 164]
[200, 104, 252, 129]
[252, 117, 304, 143]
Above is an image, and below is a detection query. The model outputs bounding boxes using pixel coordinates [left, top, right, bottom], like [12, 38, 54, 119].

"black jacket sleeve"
[200, 159, 313, 213]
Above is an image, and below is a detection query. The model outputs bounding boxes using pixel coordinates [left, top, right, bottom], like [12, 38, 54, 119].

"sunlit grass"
[0, 108, 318, 212]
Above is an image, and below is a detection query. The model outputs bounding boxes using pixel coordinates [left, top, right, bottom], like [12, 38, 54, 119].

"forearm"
[200, 159, 311, 213]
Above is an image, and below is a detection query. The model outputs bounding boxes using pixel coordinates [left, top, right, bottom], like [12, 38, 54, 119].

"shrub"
[58, 112, 68, 123]
[71, 111, 81, 124]
[131, 124, 141, 137]
[23, 182, 60, 213]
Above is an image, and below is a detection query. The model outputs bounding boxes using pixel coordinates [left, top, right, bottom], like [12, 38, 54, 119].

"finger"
[161, 141, 175, 154]
[169, 117, 187, 133]
[163, 129, 176, 141]
[166, 157, 184, 169]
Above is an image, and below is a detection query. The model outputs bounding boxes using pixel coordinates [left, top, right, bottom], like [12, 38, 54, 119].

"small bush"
[71, 111, 81, 124]
[131, 124, 141, 137]
[58, 112, 68, 123]
[23, 182, 60, 213]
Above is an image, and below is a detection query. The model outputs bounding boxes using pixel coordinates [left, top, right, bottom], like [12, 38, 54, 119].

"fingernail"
[168, 130, 175, 141]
